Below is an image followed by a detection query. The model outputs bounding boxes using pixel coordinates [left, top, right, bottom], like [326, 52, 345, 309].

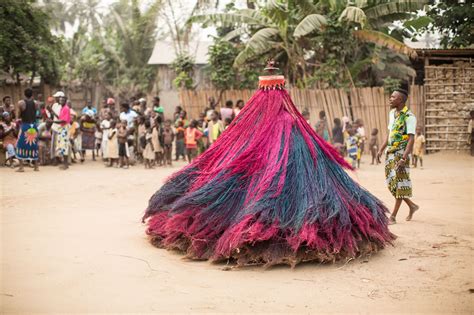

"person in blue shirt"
[82, 100, 97, 117]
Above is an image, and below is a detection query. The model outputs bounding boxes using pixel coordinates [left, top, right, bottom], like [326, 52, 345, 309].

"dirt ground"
[1, 153, 473, 314]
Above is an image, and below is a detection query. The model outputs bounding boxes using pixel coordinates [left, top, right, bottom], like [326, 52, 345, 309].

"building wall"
[423, 60, 473, 153]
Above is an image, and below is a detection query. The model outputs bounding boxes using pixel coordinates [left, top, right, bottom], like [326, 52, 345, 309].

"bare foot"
[388, 216, 396, 225]
[34, 168, 39, 172]
[16, 168, 25, 173]
[406, 204, 420, 221]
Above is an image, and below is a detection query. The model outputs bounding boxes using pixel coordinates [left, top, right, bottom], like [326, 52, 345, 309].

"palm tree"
[99, 0, 162, 98]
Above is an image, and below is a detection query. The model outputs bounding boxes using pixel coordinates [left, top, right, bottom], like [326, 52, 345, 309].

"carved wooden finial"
[264, 59, 279, 74]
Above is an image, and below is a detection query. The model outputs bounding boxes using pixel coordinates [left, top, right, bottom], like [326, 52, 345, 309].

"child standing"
[197, 119, 207, 155]
[355, 119, 366, 165]
[152, 116, 164, 166]
[107, 120, 119, 167]
[70, 114, 83, 162]
[118, 121, 129, 168]
[185, 120, 203, 163]
[207, 110, 224, 145]
[38, 121, 53, 165]
[100, 113, 111, 163]
[412, 126, 425, 168]
[332, 118, 344, 146]
[175, 120, 186, 161]
[95, 123, 102, 158]
[81, 113, 96, 161]
[345, 126, 359, 169]
[369, 128, 379, 165]
[136, 116, 146, 163]
[0, 112, 17, 167]
[162, 119, 175, 166]
[143, 120, 155, 169]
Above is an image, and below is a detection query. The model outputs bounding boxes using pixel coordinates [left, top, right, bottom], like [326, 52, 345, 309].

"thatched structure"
[414, 49, 474, 153]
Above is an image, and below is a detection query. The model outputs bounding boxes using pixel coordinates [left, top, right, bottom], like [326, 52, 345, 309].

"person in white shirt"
[377, 89, 419, 225]
[119, 102, 138, 129]
[49, 91, 65, 162]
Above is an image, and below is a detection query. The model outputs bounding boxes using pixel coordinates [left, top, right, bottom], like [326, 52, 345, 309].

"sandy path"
[1, 153, 473, 314]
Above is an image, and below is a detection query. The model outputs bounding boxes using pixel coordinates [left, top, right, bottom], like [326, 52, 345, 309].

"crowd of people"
[0, 91, 245, 171]
[0, 89, 427, 171]
[308, 109, 426, 169]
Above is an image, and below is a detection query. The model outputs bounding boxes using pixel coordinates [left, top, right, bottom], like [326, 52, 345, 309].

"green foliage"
[56, 0, 162, 99]
[207, 41, 238, 91]
[423, 1, 474, 48]
[189, 0, 426, 89]
[383, 76, 402, 93]
[207, 40, 260, 91]
[172, 54, 195, 89]
[100, 0, 161, 98]
[236, 66, 260, 90]
[0, 0, 64, 84]
[308, 59, 350, 89]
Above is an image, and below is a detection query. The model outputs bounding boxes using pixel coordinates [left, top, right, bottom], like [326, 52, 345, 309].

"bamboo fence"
[179, 85, 425, 150]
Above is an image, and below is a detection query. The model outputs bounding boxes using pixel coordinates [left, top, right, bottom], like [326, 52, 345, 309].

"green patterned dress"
[385, 106, 416, 199]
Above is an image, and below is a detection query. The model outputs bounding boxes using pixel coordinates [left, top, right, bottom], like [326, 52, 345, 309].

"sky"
[62, 0, 249, 41]
[62, 0, 439, 48]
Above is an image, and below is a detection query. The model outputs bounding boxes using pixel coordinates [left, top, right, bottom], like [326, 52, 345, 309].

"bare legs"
[17, 159, 39, 172]
[389, 198, 419, 224]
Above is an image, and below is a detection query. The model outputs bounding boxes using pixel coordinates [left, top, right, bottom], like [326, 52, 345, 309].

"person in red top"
[185, 120, 203, 163]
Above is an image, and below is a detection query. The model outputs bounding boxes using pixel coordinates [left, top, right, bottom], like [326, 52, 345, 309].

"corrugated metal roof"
[415, 48, 474, 57]
[148, 40, 212, 65]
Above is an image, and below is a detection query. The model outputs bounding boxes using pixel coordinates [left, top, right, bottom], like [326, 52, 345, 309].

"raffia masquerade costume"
[142, 67, 395, 268]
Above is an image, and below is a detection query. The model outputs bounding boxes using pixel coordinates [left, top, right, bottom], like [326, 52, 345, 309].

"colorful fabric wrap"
[55, 125, 70, 157]
[385, 148, 412, 199]
[387, 105, 412, 153]
[16, 123, 39, 160]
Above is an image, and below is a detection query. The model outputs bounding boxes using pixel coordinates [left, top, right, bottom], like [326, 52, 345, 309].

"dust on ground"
[1, 153, 473, 314]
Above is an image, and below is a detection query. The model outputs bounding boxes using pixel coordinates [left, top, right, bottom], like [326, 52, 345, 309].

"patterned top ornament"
[259, 59, 285, 90]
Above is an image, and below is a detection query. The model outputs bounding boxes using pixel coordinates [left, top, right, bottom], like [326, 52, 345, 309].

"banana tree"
[338, 0, 428, 58]
[188, 0, 427, 87]
[188, 0, 328, 85]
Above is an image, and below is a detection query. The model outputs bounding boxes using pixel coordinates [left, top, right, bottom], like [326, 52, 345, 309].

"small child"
[369, 128, 379, 165]
[345, 126, 359, 169]
[197, 119, 207, 155]
[80, 113, 97, 161]
[136, 116, 146, 163]
[70, 114, 83, 163]
[100, 113, 111, 163]
[117, 120, 129, 168]
[175, 120, 186, 161]
[332, 118, 344, 146]
[162, 120, 175, 166]
[152, 117, 164, 166]
[185, 120, 203, 163]
[355, 119, 366, 167]
[143, 120, 155, 169]
[107, 120, 119, 167]
[38, 121, 53, 165]
[412, 126, 425, 168]
[95, 124, 102, 158]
